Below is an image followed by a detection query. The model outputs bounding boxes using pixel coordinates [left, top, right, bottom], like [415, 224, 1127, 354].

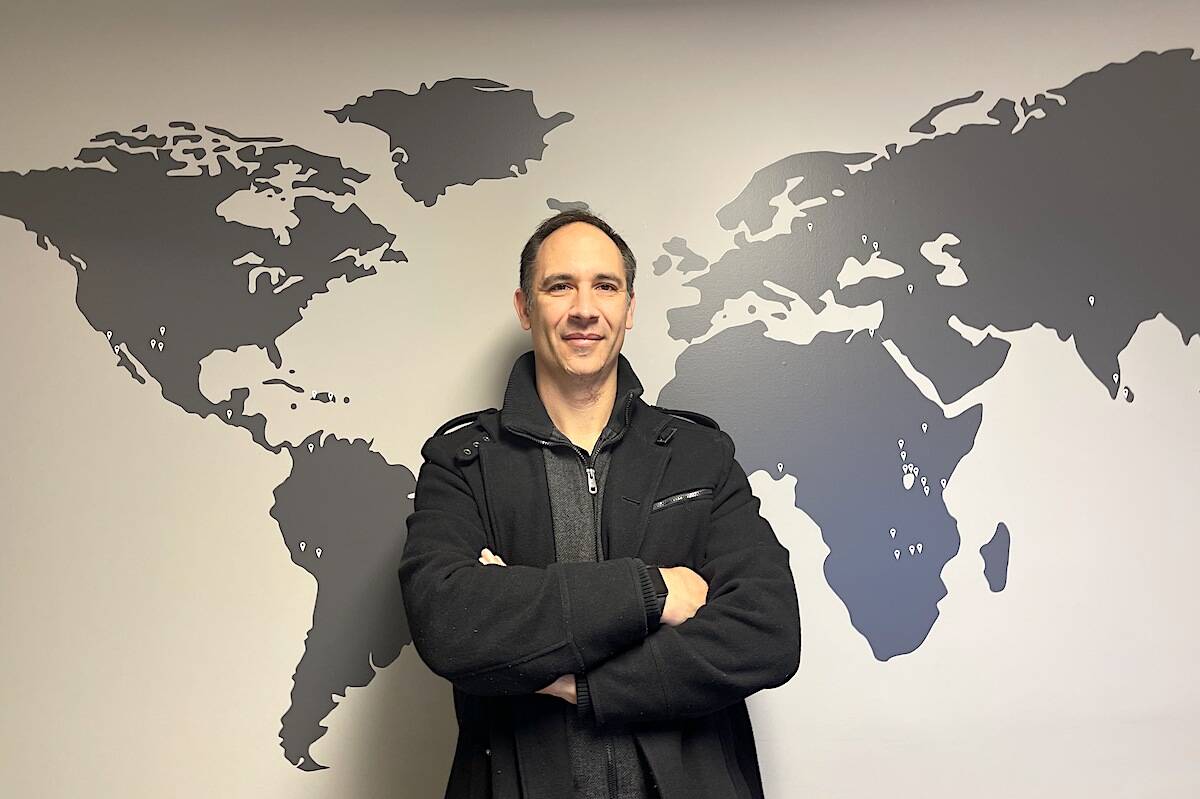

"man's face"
[513, 221, 636, 383]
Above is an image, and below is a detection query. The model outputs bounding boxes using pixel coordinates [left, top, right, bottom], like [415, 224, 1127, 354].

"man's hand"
[535, 673, 577, 704]
[478, 547, 506, 566]
[658, 566, 709, 627]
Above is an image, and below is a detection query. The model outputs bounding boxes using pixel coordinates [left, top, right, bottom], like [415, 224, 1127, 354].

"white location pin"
[921, 476, 927, 486]
[861, 234, 868, 244]
[908, 544, 916, 556]
[307, 443, 314, 453]
[1113, 372, 1119, 384]
[777, 462, 784, 473]
[226, 409, 232, 419]
[315, 547, 322, 558]
[106, 330, 112, 340]
[903, 472, 915, 490]
[923, 485, 930, 496]
[113, 345, 119, 354]
[868, 328, 875, 337]
[913, 465, 919, 476]
[872, 241, 879, 251]
[916, 542, 923, 554]
[890, 527, 897, 539]
[898, 438, 905, 448]
[941, 478, 947, 488]
[1123, 386, 1131, 399]
[159, 326, 165, 335]
[150, 338, 156, 348]
[921, 422, 928, 433]
[1088, 295, 1095, 306]
[807, 222, 813, 231]
[299, 541, 306, 551]
[894, 549, 901, 560]
[157, 341, 163, 351]
[901, 450, 907, 461]
[907, 283, 915, 294]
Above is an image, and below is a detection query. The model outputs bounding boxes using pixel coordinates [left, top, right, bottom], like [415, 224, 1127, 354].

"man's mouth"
[563, 334, 603, 341]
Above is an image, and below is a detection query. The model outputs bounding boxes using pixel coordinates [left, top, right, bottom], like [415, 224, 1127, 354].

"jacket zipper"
[650, 487, 714, 512]
[507, 396, 633, 799]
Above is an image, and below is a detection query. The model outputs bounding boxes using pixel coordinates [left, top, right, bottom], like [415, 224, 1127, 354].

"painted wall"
[2, 1, 1198, 796]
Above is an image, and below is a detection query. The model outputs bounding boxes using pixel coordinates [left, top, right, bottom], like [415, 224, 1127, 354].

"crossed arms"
[397, 431, 801, 728]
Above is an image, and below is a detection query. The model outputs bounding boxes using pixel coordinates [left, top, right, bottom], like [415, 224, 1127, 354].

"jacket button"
[472, 441, 480, 447]
[484, 748, 491, 756]
[482, 435, 490, 441]
[462, 448, 472, 456]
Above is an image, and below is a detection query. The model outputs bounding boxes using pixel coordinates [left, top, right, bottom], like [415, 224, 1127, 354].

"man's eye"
[549, 283, 569, 291]
[599, 284, 618, 291]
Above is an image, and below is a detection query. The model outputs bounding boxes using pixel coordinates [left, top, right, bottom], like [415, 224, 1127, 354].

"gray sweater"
[542, 425, 661, 799]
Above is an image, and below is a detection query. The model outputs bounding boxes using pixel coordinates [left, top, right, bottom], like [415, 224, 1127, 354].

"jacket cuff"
[632, 558, 663, 631]
[575, 673, 594, 724]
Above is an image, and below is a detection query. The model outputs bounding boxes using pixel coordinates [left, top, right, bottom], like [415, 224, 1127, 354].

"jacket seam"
[456, 637, 574, 679]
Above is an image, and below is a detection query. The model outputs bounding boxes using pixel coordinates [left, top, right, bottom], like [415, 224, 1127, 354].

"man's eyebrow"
[539, 272, 625, 287]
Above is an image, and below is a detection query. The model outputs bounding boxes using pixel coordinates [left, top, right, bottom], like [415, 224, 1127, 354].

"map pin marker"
[923, 485, 930, 496]
[922, 422, 928, 433]
[872, 241, 879, 251]
[894, 549, 901, 560]
[106, 330, 112, 340]
[861, 234, 868, 244]
[1113, 372, 1119, 384]
[898, 439, 905, 448]
[907, 283, 914, 295]
[1088, 295, 1095, 307]
[307, 443, 314, 453]
[150, 338, 156, 348]
[159, 325, 165, 335]
[913, 466, 919, 476]
[807, 222, 813, 231]
[299, 541, 306, 552]
[921, 476, 927, 487]
[157, 341, 163, 351]
[908, 544, 916, 556]
[226, 409, 232, 419]
[916, 542, 923, 554]
[868, 328, 875, 337]
[777, 462, 784, 473]
[941, 478, 947, 488]
[890, 527, 897, 539]
[901, 450, 906, 461]
[113, 345, 119, 354]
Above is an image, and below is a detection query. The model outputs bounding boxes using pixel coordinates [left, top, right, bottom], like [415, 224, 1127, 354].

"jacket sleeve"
[574, 431, 801, 728]
[399, 435, 662, 697]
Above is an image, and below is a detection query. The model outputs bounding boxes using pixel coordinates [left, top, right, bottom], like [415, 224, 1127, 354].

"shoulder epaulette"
[653, 405, 721, 431]
[434, 407, 497, 437]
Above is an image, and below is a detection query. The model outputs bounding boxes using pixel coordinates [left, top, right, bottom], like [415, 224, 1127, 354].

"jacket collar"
[499, 349, 644, 444]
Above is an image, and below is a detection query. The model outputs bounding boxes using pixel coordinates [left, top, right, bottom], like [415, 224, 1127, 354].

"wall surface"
[2, 0, 1198, 796]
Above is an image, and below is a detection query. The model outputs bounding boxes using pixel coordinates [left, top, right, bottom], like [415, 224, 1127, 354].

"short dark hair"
[519, 209, 636, 315]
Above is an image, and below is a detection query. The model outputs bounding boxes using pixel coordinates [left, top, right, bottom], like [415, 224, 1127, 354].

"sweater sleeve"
[399, 436, 655, 697]
[578, 432, 802, 728]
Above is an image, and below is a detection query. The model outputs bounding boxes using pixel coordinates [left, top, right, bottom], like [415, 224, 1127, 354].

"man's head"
[514, 210, 637, 384]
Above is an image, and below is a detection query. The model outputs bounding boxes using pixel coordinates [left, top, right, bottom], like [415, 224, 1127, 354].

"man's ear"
[625, 291, 636, 330]
[513, 288, 531, 331]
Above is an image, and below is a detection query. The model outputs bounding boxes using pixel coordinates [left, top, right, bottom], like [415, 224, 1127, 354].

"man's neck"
[533, 357, 617, 453]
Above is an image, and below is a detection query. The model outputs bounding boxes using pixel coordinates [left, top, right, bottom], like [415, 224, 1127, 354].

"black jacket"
[399, 352, 802, 798]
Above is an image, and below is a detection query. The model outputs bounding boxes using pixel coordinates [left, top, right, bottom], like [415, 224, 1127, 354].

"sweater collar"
[499, 349, 644, 443]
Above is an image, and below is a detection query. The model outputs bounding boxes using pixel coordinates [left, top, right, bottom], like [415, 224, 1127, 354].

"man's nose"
[570, 287, 600, 319]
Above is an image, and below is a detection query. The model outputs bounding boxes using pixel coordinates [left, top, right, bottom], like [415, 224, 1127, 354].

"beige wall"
[2, 1, 1198, 796]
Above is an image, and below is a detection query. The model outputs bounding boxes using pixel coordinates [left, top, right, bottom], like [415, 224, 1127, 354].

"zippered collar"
[499, 349, 644, 446]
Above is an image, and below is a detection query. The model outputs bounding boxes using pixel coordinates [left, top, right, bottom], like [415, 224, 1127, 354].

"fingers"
[478, 547, 507, 566]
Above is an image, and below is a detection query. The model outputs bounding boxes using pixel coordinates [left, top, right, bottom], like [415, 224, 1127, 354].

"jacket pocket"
[649, 487, 713, 513]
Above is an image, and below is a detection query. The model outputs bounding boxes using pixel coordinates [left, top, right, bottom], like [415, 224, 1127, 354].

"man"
[399, 209, 801, 798]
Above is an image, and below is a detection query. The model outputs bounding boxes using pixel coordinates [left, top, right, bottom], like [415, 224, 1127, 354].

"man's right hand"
[657, 566, 708, 627]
